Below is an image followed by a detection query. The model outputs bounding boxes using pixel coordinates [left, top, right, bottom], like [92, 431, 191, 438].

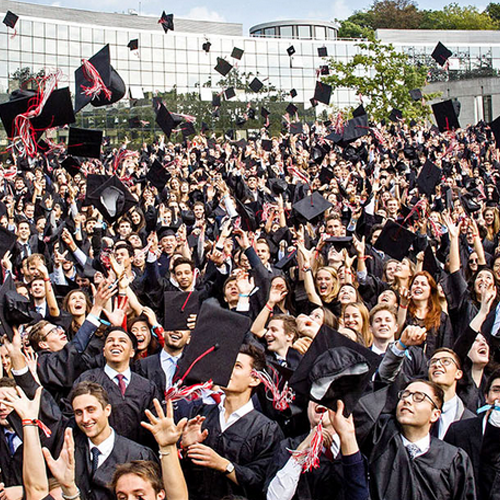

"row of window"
[251, 25, 337, 40]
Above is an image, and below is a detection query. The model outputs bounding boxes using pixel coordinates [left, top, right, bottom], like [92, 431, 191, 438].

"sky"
[26, 0, 487, 32]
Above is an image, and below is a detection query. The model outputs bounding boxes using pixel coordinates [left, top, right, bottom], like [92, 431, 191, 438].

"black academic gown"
[0, 427, 22, 487]
[74, 430, 157, 500]
[183, 404, 283, 500]
[70, 368, 160, 444]
[136, 352, 166, 392]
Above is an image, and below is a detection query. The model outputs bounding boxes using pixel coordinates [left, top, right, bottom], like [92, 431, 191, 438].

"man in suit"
[70, 381, 157, 500]
[264, 314, 302, 370]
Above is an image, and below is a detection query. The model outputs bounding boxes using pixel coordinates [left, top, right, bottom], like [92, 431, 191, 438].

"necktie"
[406, 443, 420, 460]
[5, 431, 16, 456]
[90, 446, 101, 476]
[210, 392, 222, 405]
[116, 374, 126, 396]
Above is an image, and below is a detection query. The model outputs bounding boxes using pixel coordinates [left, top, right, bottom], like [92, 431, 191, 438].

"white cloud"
[182, 6, 227, 22]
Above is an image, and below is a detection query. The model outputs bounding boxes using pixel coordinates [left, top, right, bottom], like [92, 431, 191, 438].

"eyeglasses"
[428, 357, 458, 369]
[41, 325, 64, 341]
[398, 390, 439, 410]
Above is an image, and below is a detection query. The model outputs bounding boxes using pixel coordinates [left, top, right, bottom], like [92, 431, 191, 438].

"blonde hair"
[314, 266, 340, 303]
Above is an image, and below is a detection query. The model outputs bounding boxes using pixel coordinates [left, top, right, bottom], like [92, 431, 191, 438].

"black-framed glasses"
[41, 325, 64, 341]
[428, 357, 458, 369]
[398, 390, 439, 409]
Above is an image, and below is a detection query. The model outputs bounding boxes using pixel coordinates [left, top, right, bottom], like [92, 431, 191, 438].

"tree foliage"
[421, 3, 500, 30]
[323, 39, 441, 121]
[370, 0, 423, 29]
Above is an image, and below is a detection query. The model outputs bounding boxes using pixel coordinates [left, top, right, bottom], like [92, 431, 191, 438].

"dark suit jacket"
[74, 430, 157, 500]
[137, 352, 166, 393]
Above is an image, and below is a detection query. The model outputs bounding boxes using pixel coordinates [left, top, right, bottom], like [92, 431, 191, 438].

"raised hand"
[142, 399, 187, 449]
[181, 415, 209, 448]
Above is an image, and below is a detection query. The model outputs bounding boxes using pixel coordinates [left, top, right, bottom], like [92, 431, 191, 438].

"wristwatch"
[224, 461, 235, 475]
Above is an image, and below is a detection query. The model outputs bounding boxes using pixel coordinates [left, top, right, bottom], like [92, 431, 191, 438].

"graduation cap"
[181, 121, 196, 138]
[313, 81, 331, 106]
[163, 291, 200, 330]
[159, 12, 174, 33]
[128, 116, 141, 129]
[175, 302, 251, 387]
[3, 11, 18, 29]
[432, 100, 460, 132]
[290, 88, 297, 98]
[352, 104, 366, 118]
[0, 87, 75, 140]
[342, 114, 369, 142]
[67, 127, 103, 159]
[286, 103, 298, 116]
[269, 178, 288, 196]
[325, 236, 353, 249]
[155, 103, 176, 138]
[261, 139, 272, 152]
[127, 39, 138, 51]
[373, 220, 416, 261]
[409, 88, 422, 101]
[200, 121, 210, 134]
[60, 156, 81, 178]
[310, 98, 318, 108]
[287, 45, 296, 56]
[214, 58, 233, 76]
[417, 159, 442, 197]
[235, 116, 246, 127]
[249, 77, 263, 93]
[212, 93, 221, 107]
[247, 108, 256, 120]
[389, 108, 403, 122]
[231, 47, 244, 60]
[460, 192, 480, 216]
[261, 107, 270, 120]
[274, 248, 297, 271]
[319, 65, 330, 76]
[311, 145, 326, 165]
[290, 122, 303, 135]
[202, 41, 211, 53]
[423, 245, 441, 281]
[290, 326, 380, 414]
[293, 192, 332, 222]
[85, 175, 136, 224]
[431, 41, 452, 67]
[235, 198, 258, 231]
[489, 115, 500, 148]
[74, 45, 126, 113]
[224, 87, 236, 100]
[317, 46, 328, 57]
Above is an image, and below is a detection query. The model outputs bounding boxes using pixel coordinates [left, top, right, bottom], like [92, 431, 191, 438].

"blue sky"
[28, 0, 488, 32]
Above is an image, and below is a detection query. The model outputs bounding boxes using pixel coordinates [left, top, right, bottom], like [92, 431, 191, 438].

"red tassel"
[164, 380, 213, 403]
[80, 59, 112, 101]
[252, 369, 295, 411]
[289, 417, 324, 472]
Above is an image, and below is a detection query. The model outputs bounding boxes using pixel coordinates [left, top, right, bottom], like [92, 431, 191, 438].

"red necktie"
[210, 392, 222, 404]
[116, 374, 126, 396]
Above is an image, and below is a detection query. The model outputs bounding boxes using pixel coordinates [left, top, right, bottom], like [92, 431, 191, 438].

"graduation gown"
[0, 427, 22, 487]
[183, 404, 283, 500]
[74, 430, 157, 500]
[70, 368, 160, 444]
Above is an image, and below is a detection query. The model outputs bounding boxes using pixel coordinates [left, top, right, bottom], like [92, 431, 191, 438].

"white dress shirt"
[160, 350, 181, 388]
[401, 433, 431, 458]
[88, 428, 115, 469]
[218, 397, 254, 433]
[438, 395, 460, 439]
[104, 365, 131, 389]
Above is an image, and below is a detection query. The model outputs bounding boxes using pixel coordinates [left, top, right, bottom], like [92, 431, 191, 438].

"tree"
[421, 3, 499, 29]
[370, 0, 423, 29]
[322, 39, 441, 121]
[9, 67, 46, 93]
[338, 21, 375, 40]
[486, 2, 500, 23]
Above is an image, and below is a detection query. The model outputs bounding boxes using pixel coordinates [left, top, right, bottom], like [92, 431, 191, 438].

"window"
[298, 26, 311, 39]
[327, 27, 336, 40]
[279, 26, 293, 38]
[483, 95, 492, 123]
[315, 26, 326, 40]
[264, 27, 276, 37]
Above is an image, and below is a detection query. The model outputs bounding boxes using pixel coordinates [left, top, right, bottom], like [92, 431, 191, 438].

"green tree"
[338, 20, 375, 39]
[486, 2, 500, 23]
[323, 39, 441, 121]
[8, 67, 46, 92]
[422, 3, 499, 29]
[370, 0, 423, 29]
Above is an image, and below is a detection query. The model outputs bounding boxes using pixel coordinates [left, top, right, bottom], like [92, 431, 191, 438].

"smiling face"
[265, 319, 293, 355]
[394, 259, 412, 279]
[130, 321, 152, 353]
[384, 261, 398, 282]
[315, 269, 335, 297]
[307, 400, 328, 427]
[474, 270, 496, 298]
[428, 351, 462, 390]
[338, 284, 357, 304]
[377, 289, 398, 307]
[103, 330, 135, 367]
[410, 275, 431, 301]
[370, 309, 397, 343]
[343, 305, 363, 333]
[174, 263, 193, 291]
[73, 393, 111, 442]
[67, 291, 87, 316]
[468, 333, 490, 366]
[38, 323, 68, 352]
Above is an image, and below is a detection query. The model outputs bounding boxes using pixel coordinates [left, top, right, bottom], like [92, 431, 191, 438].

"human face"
[104, 330, 135, 366]
[118, 223, 132, 236]
[371, 229, 382, 246]
[386, 199, 398, 215]
[394, 259, 411, 279]
[474, 270, 496, 298]
[0, 387, 16, 426]
[224, 280, 239, 304]
[494, 258, 500, 283]
[344, 305, 363, 333]
[17, 222, 30, 241]
[30, 279, 46, 299]
[164, 330, 190, 352]
[238, 252, 250, 270]
[377, 289, 398, 307]
[223, 353, 259, 394]
[247, 176, 257, 190]
[484, 209, 495, 226]
[130, 211, 142, 225]
[161, 235, 177, 255]
[428, 352, 462, 389]
[25, 205, 34, 219]
[39, 324, 68, 352]
[0, 345, 11, 374]
[67, 291, 87, 316]
[338, 285, 357, 304]
[467, 334, 489, 367]
[115, 474, 165, 500]
[265, 319, 293, 354]
[114, 248, 132, 269]
[468, 252, 478, 273]
[485, 378, 500, 405]
[130, 321, 152, 353]
[307, 400, 328, 427]
[384, 261, 398, 282]
[73, 393, 111, 442]
[193, 205, 205, 219]
[325, 219, 344, 236]
[370, 310, 397, 342]
[411, 275, 431, 301]
[315, 269, 334, 297]
[309, 307, 324, 325]
[396, 381, 441, 429]
[174, 263, 193, 291]
[129, 234, 142, 248]
[256, 243, 270, 265]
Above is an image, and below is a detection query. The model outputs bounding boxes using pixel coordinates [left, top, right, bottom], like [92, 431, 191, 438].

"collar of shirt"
[438, 395, 459, 439]
[218, 397, 254, 433]
[401, 433, 430, 457]
[161, 349, 181, 364]
[88, 428, 115, 468]
[104, 365, 131, 385]
[371, 343, 387, 355]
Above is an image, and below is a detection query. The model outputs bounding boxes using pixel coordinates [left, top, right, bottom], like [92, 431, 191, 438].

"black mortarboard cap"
[67, 127, 103, 159]
[3, 11, 18, 29]
[261, 139, 272, 152]
[83, 174, 108, 207]
[128, 116, 141, 128]
[236, 116, 246, 127]
[432, 100, 460, 132]
[290, 88, 297, 98]
[311, 145, 326, 165]
[290, 326, 381, 414]
[409, 88, 422, 101]
[212, 93, 221, 107]
[74, 45, 125, 113]
[269, 178, 288, 196]
[319, 166, 334, 184]
[146, 159, 170, 190]
[0, 87, 75, 139]
[460, 193, 481, 216]
[235, 198, 258, 232]
[274, 248, 297, 271]
[202, 41, 211, 53]
[342, 114, 369, 142]
[248, 108, 256, 120]
[231, 47, 244, 60]
[286, 103, 298, 116]
[175, 302, 250, 387]
[127, 39, 138, 51]
[489, 115, 500, 148]
[61, 156, 81, 177]
[290, 122, 303, 135]
[155, 103, 176, 138]
[310, 98, 318, 108]
[313, 81, 332, 105]
[320, 65, 330, 76]
[181, 121, 196, 138]
[85, 175, 136, 224]
[214, 58, 233, 76]
[389, 108, 403, 122]
[163, 291, 200, 331]
[325, 236, 353, 249]
[261, 107, 270, 119]
[431, 41, 452, 67]
[417, 159, 442, 197]
[249, 77, 263, 93]
[352, 104, 366, 118]
[201, 121, 210, 134]
[293, 192, 332, 222]
[318, 46, 328, 57]
[159, 12, 174, 33]
[287, 45, 296, 56]
[373, 220, 416, 261]
[224, 87, 236, 100]
[423, 245, 440, 281]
